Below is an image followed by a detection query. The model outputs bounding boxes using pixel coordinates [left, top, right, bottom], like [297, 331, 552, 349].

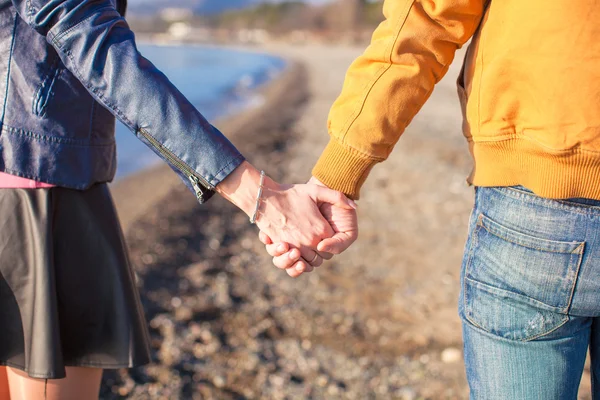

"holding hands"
[259, 176, 359, 277]
[216, 162, 358, 277]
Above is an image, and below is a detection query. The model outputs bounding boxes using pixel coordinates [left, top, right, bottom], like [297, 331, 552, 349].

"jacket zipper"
[137, 128, 213, 202]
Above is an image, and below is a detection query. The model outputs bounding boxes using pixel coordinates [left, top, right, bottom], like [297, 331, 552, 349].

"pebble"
[396, 387, 417, 400]
[241, 238, 253, 249]
[327, 384, 341, 395]
[441, 347, 463, 364]
[170, 297, 182, 308]
[174, 306, 193, 322]
[269, 375, 286, 387]
[141, 253, 155, 265]
[199, 329, 213, 343]
[366, 318, 380, 335]
[212, 375, 226, 388]
[100, 46, 472, 400]
[208, 238, 221, 250]
[316, 375, 329, 387]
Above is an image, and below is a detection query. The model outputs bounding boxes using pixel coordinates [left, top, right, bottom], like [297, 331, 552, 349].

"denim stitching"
[474, 213, 584, 312]
[490, 186, 600, 217]
[463, 309, 569, 343]
[463, 191, 577, 342]
[477, 213, 584, 254]
[465, 276, 567, 314]
[565, 242, 585, 315]
[464, 277, 571, 342]
[462, 223, 481, 330]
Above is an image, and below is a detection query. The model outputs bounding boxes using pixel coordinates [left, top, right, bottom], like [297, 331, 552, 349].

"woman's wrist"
[215, 161, 278, 219]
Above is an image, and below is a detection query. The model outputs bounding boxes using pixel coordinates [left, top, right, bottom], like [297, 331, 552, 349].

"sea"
[115, 44, 286, 178]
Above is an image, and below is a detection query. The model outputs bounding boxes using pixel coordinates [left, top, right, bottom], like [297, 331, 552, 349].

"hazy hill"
[127, 0, 331, 16]
[127, 0, 256, 15]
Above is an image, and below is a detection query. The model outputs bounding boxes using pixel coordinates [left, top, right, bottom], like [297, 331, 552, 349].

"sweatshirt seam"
[477, 9, 487, 133]
[338, 0, 415, 144]
[327, 138, 385, 163]
[473, 135, 600, 155]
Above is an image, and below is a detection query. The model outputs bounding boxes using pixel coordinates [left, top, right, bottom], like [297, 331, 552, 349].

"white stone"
[441, 347, 462, 363]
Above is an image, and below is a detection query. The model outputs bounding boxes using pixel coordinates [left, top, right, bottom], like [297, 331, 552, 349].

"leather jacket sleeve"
[11, 0, 245, 202]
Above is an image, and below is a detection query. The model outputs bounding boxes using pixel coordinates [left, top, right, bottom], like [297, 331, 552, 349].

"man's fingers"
[272, 248, 302, 269]
[317, 233, 356, 255]
[259, 231, 273, 245]
[314, 186, 357, 210]
[300, 249, 323, 267]
[317, 251, 334, 260]
[266, 242, 290, 257]
[286, 260, 313, 278]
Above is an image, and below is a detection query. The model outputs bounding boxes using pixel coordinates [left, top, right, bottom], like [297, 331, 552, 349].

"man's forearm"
[313, 0, 486, 199]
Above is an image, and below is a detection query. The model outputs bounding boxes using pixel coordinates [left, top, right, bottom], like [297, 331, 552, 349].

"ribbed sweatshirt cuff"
[312, 139, 378, 200]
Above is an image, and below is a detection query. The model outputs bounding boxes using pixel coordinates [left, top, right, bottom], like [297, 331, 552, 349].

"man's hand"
[217, 162, 356, 278]
[312, 176, 359, 255]
[259, 177, 359, 277]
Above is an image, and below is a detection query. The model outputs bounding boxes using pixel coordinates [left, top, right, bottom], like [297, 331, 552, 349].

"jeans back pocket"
[463, 213, 584, 341]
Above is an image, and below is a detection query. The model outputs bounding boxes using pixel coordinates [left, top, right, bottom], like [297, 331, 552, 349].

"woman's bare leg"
[6, 367, 102, 400]
[0, 367, 10, 400]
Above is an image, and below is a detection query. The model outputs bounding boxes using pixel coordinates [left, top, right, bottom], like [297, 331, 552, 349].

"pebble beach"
[104, 44, 592, 399]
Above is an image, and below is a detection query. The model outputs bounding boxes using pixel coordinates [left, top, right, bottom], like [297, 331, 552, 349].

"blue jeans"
[459, 186, 600, 399]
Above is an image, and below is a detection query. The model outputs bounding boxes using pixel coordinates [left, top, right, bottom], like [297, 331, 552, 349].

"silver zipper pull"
[189, 175, 205, 202]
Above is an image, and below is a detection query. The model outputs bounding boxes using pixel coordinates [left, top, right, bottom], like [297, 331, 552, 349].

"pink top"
[0, 172, 55, 188]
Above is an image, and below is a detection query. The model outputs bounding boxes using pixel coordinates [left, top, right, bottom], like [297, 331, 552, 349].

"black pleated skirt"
[0, 184, 151, 379]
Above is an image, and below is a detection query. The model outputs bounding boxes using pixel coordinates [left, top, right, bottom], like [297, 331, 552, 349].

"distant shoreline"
[135, 36, 296, 68]
[112, 41, 287, 179]
[110, 48, 301, 232]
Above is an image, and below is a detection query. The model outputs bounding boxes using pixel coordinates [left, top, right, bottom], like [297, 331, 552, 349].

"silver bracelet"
[250, 170, 265, 224]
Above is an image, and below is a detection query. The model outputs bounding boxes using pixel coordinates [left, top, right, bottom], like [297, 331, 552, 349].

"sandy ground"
[105, 44, 593, 399]
[260, 43, 474, 399]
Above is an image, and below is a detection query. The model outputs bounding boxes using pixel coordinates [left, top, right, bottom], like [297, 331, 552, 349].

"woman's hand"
[255, 180, 356, 277]
[258, 177, 359, 277]
[216, 162, 356, 277]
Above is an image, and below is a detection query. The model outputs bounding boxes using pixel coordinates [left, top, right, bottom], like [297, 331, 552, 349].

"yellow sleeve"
[312, 0, 486, 199]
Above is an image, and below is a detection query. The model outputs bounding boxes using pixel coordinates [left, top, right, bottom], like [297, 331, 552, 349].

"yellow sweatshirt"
[312, 0, 600, 200]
